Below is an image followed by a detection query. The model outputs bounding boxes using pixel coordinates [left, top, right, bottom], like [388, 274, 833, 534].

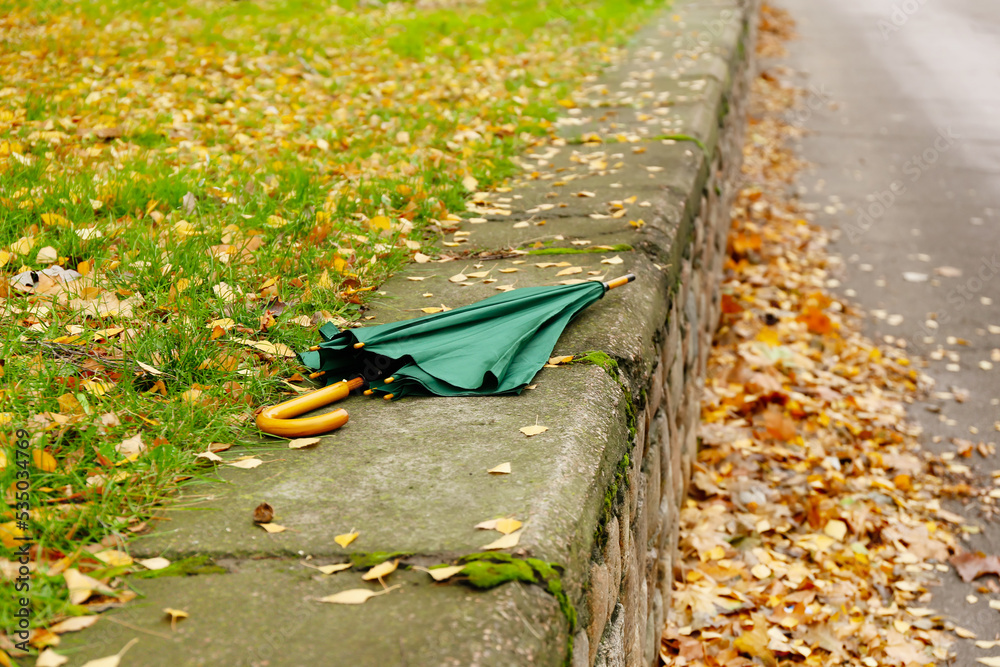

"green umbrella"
[256, 274, 635, 436]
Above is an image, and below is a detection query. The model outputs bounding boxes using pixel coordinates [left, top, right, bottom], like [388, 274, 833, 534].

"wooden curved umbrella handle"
[256, 378, 362, 437]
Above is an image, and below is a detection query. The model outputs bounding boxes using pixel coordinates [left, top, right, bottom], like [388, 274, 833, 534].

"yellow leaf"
[93, 549, 133, 567]
[601, 255, 624, 265]
[41, 213, 72, 227]
[482, 529, 522, 550]
[487, 462, 511, 475]
[207, 318, 235, 330]
[33, 450, 57, 472]
[288, 437, 321, 449]
[163, 608, 189, 625]
[733, 614, 776, 667]
[362, 560, 398, 581]
[57, 393, 82, 414]
[495, 518, 522, 535]
[428, 565, 465, 581]
[315, 563, 353, 575]
[0, 250, 9, 267]
[421, 307, 444, 314]
[319, 589, 388, 605]
[0, 521, 24, 548]
[260, 523, 286, 534]
[519, 424, 548, 437]
[547, 355, 574, 365]
[449, 271, 467, 283]
[462, 174, 479, 192]
[335, 532, 359, 548]
[82, 379, 113, 396]
[266, 215, 289, 228]
[368, 215, 392, 231]
[10, 236, 35, 255]
[823, 519, 848, 541]
[555, 266, 582, 277]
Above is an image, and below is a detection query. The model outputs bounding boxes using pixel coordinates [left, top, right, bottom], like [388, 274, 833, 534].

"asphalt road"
[780, 0, 1000, 661]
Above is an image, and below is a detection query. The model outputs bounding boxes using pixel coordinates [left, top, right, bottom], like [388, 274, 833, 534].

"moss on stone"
[573, 350, 619, 376]
[461, 558, 536, 589]
[349, 551, 413, 568]
[132, 555, 226, 579]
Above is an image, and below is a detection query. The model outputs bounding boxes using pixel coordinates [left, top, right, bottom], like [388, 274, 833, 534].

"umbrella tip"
[353, 342, 365, 349]
[308, 370, 326, 379]
[604, 273, 636, 291]
[384, 376, 395, 384]
[383, 393, 394, 401]
[363, 389, 374, 396]
[308, 345, 320, 351]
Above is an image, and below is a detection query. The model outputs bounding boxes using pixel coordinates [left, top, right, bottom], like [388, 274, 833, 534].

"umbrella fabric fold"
[299, 280, 609, 399]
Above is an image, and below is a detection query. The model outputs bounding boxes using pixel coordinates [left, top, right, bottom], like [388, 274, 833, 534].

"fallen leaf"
[428, 565, 466, 581]
[823, 519, 848, 542]
[482, 529, 522, 550]
[495, 518, 522, 535]
[449, 271, 468, 283]
[63, 569, 114, 605]
[934, 266, 963, 277]
[228, 458, 263, 469]
[260, 523, 286, 534]
[319, 588, 396, 605]
[976, 659, 1000, 667]
[93, 550, 133, 567]
[519, 424, 548, 436]
[555, 266, 582, 276]
[253, 502, 275, 523]
[335, 532, 359, 548]
[288, 437, 320, 449]
[488, 462, 511, 475]
[137, 557, 171, 571]
[35, 649, 69, 667]
[314, 563, 352, 575]
[950, 552, 1000, 582]
[49, 616, 99, 634]
[601, 255, 624, 265]
[115, 434, 145, 459]
[362, 560, 398, 581]
[163, 608, 188, 630]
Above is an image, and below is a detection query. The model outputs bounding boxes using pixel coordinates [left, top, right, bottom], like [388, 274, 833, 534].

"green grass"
[0, 0, 667, 648]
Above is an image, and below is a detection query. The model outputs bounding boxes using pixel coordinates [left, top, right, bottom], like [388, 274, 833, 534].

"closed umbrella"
[256, 274, 635, 436]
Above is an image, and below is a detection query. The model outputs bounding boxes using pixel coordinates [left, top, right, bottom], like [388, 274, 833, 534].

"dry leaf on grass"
[49, 616, 99, 634]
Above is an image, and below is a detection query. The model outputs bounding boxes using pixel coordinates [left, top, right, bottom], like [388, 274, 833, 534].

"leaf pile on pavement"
[661, 6, 982, 666]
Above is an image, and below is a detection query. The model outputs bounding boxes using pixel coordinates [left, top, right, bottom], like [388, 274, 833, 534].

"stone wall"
[574, 3, 757, 665]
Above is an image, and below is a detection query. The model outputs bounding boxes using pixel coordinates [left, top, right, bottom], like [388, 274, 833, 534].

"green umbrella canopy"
[299, 276, 633, 399]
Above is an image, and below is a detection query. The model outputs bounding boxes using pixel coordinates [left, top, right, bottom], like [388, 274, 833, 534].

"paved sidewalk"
[782, 0, 1000, 661]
